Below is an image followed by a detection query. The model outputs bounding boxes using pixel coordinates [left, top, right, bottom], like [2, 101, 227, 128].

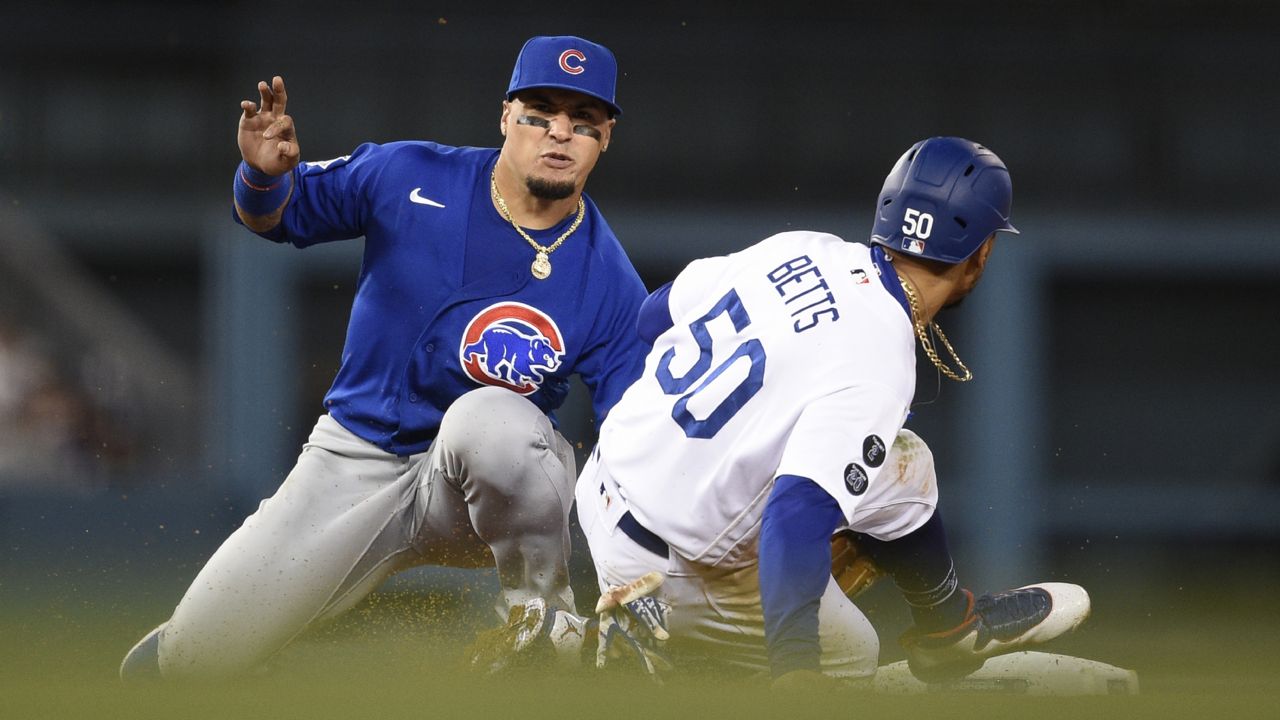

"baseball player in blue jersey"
[576, 137, 1090, 685]
[120, 35, 648, 678]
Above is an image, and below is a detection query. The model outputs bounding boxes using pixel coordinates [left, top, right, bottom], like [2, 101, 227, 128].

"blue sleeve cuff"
[759, 474, 843, 678]
[636, 282, 675, 345]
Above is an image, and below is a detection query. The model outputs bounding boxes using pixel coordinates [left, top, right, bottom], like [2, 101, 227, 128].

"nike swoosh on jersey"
[409, 188, 446, 208]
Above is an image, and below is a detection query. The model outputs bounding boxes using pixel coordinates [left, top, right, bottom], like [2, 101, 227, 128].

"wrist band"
[233, 161, 293, 217]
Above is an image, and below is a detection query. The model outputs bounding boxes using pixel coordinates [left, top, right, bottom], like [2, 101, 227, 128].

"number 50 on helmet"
[870, 136, 1019, 264]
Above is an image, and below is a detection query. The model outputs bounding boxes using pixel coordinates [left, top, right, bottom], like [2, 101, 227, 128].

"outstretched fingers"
[257, 80, 274, 114]
[255, 76, 288, 115]
[244, 75, 289, 120]
[271, 76, 288, 116]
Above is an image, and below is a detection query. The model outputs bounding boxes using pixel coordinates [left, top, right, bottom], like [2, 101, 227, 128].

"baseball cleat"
[466, 598, 593, 674]
[119, 624, 164, 681]
[901, 582, 1090, 683]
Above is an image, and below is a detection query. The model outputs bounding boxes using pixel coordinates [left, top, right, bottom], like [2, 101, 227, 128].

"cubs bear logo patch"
[459, 302, 565, 395]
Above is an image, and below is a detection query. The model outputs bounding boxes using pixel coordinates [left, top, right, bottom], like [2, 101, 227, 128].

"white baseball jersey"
[597, 231, 917, 567]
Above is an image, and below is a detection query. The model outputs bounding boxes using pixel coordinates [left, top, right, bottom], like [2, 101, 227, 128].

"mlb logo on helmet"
[507, 35, 622, 116]
[902, 238, 927, 254]
[459, 302, 565, 395]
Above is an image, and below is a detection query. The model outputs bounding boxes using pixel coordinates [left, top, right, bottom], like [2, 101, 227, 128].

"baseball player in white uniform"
[576, 137, 1090, 684]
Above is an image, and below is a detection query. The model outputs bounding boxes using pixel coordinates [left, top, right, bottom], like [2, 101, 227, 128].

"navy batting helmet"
[870, 137, 1018, 264]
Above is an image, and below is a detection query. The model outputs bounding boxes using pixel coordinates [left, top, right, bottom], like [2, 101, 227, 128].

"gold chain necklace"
[490, 169, 585, 280]
[897, 276, 973, 382]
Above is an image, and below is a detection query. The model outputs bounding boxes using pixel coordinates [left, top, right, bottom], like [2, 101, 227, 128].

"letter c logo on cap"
[559, 49, 586, 75]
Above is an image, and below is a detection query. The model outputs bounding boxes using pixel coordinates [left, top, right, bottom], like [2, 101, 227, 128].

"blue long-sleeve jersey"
[759, 474, 844, 677]
[235, 141, 648, 454]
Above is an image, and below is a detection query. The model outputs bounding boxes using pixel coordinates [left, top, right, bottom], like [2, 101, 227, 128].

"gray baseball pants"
[143, 387, 577, 677]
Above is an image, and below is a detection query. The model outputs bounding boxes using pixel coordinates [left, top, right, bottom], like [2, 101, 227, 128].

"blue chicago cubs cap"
[507, 35, 622, 116]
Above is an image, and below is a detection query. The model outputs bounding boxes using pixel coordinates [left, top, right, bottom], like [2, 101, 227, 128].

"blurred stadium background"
[1, 0, 1277, 710]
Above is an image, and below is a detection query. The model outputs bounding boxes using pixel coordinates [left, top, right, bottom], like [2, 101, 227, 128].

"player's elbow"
[235, 204, 285, 233]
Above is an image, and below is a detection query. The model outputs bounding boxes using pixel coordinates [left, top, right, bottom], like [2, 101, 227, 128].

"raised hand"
[238, 76, 300, 177]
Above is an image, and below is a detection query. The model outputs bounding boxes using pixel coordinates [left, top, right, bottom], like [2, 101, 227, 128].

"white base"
[874, 651, 1139, 696]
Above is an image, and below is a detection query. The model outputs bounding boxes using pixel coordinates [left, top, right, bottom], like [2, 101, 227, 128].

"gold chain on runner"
[898, 276, 973, 382]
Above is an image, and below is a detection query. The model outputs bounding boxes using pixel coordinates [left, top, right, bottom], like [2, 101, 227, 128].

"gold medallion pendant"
[490, 169, 585, 281]
[531, 253, 552, 279]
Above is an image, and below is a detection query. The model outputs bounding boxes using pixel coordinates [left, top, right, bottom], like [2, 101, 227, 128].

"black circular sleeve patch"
[844, 463, 869, 495]
[862, 434, 886, 468]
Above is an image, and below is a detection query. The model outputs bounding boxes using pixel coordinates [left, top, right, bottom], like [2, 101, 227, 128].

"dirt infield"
[3, 573, 1277, 720]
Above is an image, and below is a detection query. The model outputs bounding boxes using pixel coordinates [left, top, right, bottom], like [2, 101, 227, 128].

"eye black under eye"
[517, 115, 550, 129]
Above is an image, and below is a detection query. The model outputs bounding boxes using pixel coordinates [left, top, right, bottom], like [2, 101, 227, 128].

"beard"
[525, 175, 576, 201]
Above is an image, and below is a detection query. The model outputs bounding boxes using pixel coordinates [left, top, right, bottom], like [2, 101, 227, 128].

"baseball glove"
[831, 530, 883, 599]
